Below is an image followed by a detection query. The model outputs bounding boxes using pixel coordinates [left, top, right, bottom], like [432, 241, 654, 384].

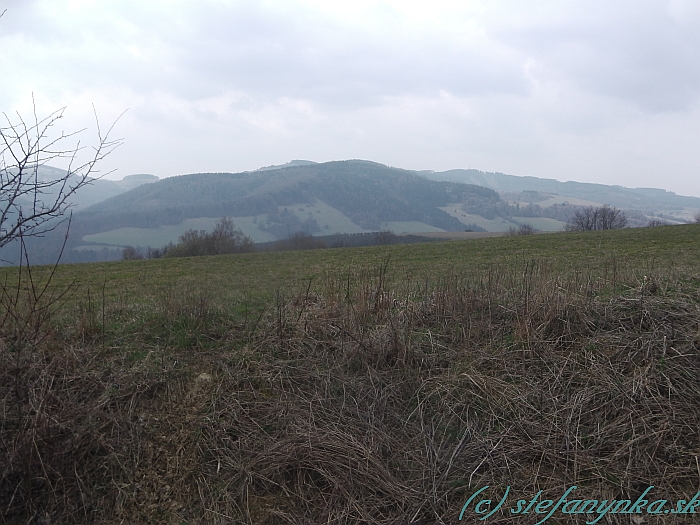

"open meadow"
[2, 224, 700, 524]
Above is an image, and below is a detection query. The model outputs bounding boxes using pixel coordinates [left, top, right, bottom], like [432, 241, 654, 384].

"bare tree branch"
[0, 99, 125, 249]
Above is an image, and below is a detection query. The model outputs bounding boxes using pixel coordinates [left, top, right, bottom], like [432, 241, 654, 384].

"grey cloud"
[3, 1, 531, 107]
[152, 3, 531, 106]
[0, 2, 180, 100]
[501, 0, 700, 112]
[0, 2, 535, 108]
[5, 0, 699, 112]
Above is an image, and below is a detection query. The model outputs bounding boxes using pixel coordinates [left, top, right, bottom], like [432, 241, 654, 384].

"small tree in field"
[566, 205, 627, 231]
[694, 211, 700, 224]
[164, 217, 254, 257]
[507, 224, 536, 236]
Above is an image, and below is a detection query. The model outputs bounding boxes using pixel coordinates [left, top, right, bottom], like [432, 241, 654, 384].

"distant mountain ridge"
[422, 169, 700, 215]
[28, 166, 160, 210]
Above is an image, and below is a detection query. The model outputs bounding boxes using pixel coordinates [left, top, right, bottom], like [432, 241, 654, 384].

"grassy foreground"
[1, 225, 700, 524]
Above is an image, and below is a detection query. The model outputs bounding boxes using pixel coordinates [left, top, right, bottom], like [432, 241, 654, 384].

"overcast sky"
[2, 0, 699, 196]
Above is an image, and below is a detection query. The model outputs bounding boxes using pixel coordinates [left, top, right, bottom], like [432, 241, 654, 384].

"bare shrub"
[566, 204, 627, 231]
[506, 223, 536, 235]
[0, 15, 128, 523]
[1, 103, 122, 250]
[164, 217, 254, 257]
[647, 218, 668, 227]
[146, 246, 164, 259]
[121, 245, 143, 260]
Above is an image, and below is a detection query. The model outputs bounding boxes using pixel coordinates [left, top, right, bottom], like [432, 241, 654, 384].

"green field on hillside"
[509, 215, 568, 231]
[380, 220, 445, 233]
[80, 199, 374, 247]
[439, 205, 520, 231]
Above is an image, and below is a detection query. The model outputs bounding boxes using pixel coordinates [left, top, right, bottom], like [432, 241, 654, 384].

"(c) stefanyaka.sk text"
[459, 485, 700, 524]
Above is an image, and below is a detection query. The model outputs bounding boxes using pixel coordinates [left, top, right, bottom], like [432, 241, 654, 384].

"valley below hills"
[4, 160, 700, 265]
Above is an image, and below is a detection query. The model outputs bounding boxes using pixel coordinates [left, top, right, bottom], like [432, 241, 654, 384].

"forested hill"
[75, 160, 498, 234]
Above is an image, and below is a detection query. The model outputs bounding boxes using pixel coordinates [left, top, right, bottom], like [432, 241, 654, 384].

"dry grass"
[2, 256, 700, 524]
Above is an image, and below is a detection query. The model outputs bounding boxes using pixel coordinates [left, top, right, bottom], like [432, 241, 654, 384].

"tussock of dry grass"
[2, 259, 700, 524]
